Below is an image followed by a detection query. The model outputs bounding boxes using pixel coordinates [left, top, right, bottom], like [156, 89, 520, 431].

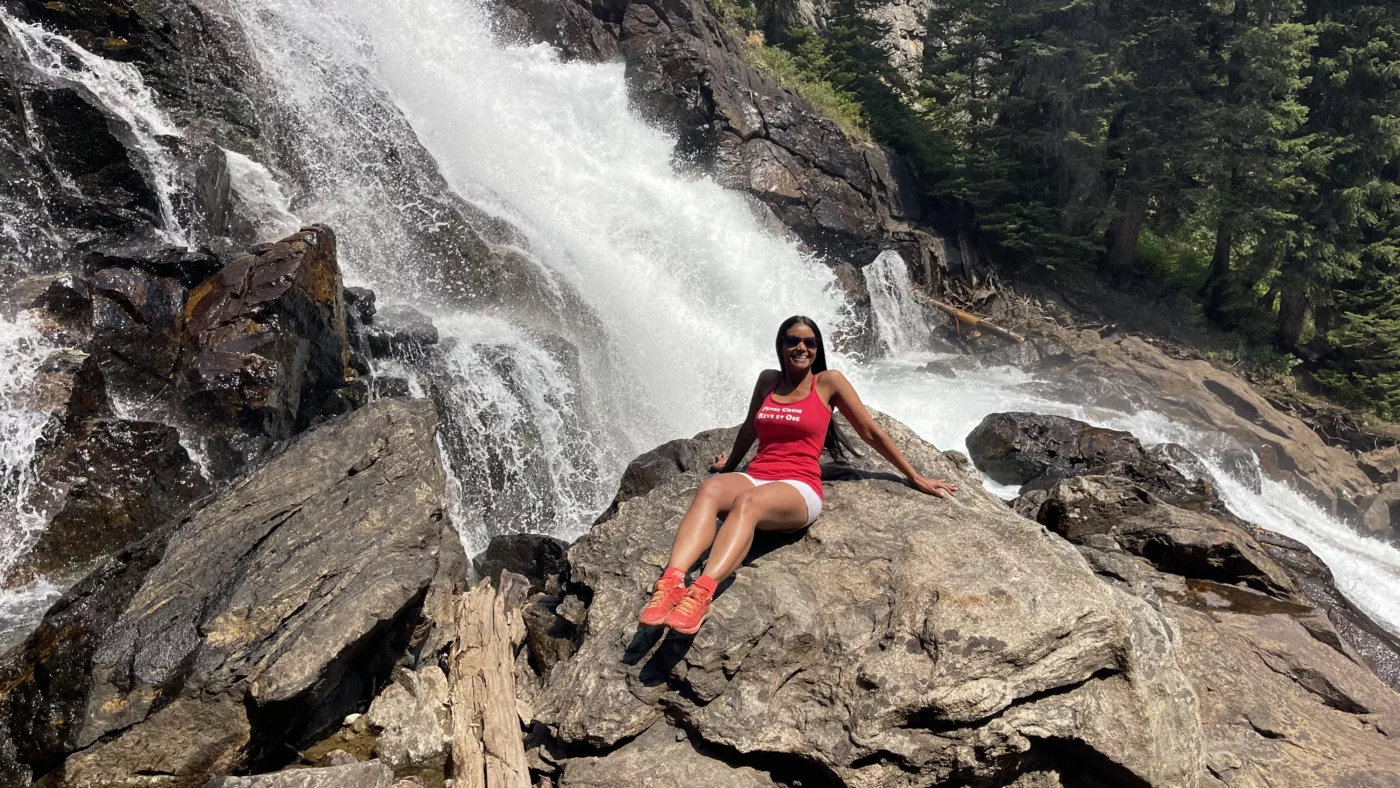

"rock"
[1166, 598, 1400, 787]
[473, 533, 570, 593]
[56, 695, 250, 787]
[1240, 526, 1400, 692]
[559, 721, 777, 788]
[366, 303, 439, 359]
[205, 761, 395, 788]
[923, 359, 958, 377]
[1032, 335, 1376, 522]
[1355, 480, 1400, 544]
[595, 427, 739, 523]
[0, 399, 456, 786]
[25, 349, 111, 432]
[363, 666, 450, 770]
[181, 224, 351, 442]
[9, 417, 211, 586]
[88, 265, 188, 393]
[537, 413, 1203, 786]
[322, 749, 359, 767]
[1033, 475, 1295, 595]
[1357, 445, 1400, 484]
[967, 411, 1217, 507]
[521, 593, 582, 674]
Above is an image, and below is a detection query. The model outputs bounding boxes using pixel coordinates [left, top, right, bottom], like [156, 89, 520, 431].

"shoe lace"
[644, 579, 680, 610]
[673, 587, 711, 617]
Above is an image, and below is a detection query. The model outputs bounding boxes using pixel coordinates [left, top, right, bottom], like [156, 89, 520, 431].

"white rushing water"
[229, 0, 850, 537]
[1, 0, 1397, 646]
[2, 13, 190, 245]
[864, 250, 934, 355]
[0, 315, 55, 574]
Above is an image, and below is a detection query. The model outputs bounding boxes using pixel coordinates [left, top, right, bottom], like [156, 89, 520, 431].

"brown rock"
[9, 417, 209, 586]
[538, 413, 1203, 786]
[181, 224, 351, 441]
[1034, 475, 1295, 595]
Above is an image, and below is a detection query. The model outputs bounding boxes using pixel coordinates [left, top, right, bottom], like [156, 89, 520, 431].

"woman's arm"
[711, 369, 781, 473]
[823, 370, 958, 498]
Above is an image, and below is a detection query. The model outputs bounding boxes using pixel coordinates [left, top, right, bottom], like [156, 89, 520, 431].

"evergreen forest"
[719, 0, 1400, 420]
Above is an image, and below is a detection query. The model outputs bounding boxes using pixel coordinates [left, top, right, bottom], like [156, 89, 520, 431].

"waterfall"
[851, 347, 1400, 639]
[2, 14, 190, 245]
[864, 250, 934, 355]
[0, 315, 55, 575]
[227, 0, 850, 540]
[2, 0, 1399, 646]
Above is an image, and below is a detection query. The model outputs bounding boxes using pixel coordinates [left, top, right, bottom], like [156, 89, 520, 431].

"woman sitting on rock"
[643, 315, 959, 634]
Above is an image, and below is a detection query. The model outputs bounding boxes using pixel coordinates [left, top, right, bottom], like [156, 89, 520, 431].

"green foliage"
[707, 0, 761, 29]
[741, 41, 870, 139]
[715, 0, 1400, 418]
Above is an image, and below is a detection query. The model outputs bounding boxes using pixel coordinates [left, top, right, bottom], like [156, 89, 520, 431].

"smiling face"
[781, 323, 819, 376]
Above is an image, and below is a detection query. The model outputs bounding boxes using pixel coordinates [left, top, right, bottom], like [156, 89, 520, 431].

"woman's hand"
[709, 452, 729, 473]
[911, 474, 958, 498]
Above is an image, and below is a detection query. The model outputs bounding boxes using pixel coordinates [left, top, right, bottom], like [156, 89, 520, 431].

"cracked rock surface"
[0, 398, 458, 787]
[534, 413, 1204, 786]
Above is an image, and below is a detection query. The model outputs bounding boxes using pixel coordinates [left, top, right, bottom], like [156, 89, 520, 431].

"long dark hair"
[775, 315, 860, 460]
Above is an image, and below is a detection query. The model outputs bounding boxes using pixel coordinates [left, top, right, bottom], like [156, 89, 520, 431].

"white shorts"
[738, 473, 823, 527]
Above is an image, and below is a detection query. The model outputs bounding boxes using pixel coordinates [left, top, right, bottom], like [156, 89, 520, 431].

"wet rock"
[967, 411, 1217, 508]
[24, 84, 158, 219]
[1032, 475, 1295, 595]
[3, 274, 93, 342]
[473, 533, 570, 593]
[88, 265, 187, 392]
[82, 247, 224, 290]
[181, 224, 351, 442]
[1033, 335, 1375, 522]
[9, 417, 211, 586]
[362, 666, 450, 770]
[538, 412, 1203, 786]
[366, 303, 439, 359]
[923, 359, 958, 377]
[0, 399, 454, 786]
[25, 349, 110, 432]
[1355, 480, 1400, 544]
[206, 761, 395, 788]
[1240, 526, 1400, 692]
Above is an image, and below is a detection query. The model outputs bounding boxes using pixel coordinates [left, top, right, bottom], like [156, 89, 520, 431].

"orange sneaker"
[640, 572, 688, 626]
[663, 583, 714, 635]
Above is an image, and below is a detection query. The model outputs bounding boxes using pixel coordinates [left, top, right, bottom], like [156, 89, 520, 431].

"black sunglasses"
[783, 335, 820, 349]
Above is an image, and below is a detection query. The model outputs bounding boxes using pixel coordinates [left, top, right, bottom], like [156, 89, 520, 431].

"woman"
[642, 315, 959, 635]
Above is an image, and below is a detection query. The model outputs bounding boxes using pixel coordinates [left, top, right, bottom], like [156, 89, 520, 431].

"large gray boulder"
[1072, 537, 1400, 788]
[533, 413, 1204, 786]
[0, 398, 462, 787]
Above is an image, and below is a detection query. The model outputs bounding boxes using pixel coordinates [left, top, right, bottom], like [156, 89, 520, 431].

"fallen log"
[450, 575, 531, 788]
[906, 285, 1025, 344]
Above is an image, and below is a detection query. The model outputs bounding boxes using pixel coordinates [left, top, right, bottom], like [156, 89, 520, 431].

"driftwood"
[449, 575, 531, 788]
[906, 285, 1026, 344]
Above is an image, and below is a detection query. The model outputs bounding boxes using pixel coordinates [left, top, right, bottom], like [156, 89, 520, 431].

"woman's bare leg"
[665, 474, 757, 574]
[701, 483, 808, 583]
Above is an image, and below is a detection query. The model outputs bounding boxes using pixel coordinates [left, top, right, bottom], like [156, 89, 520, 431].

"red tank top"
[744, 373, 832, 498]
